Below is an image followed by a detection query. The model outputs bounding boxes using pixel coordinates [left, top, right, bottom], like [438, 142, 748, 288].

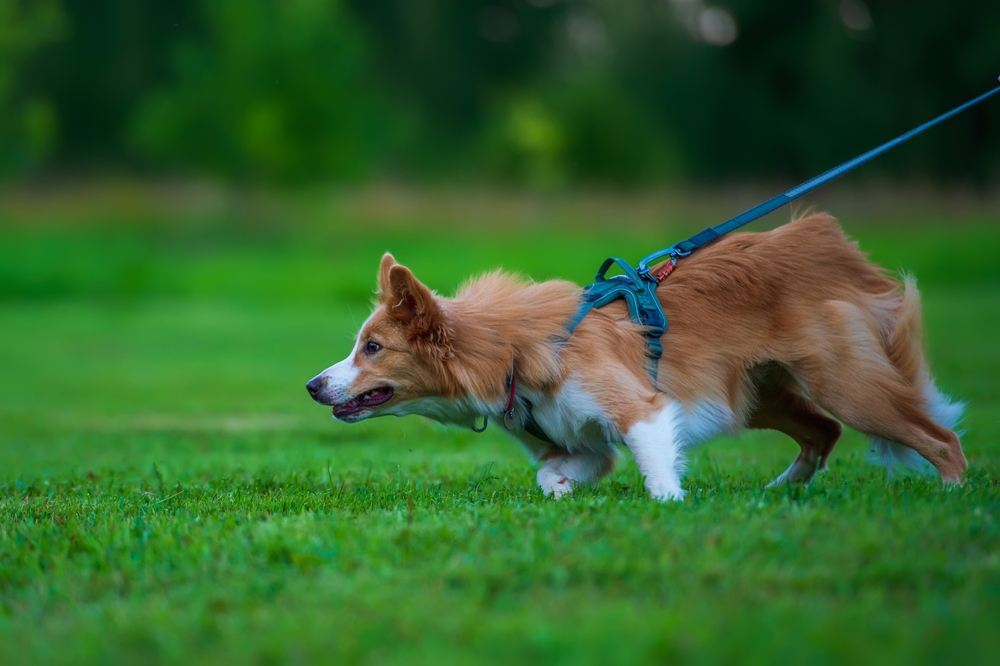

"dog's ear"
[383, 264, 449, 345]
[377, 253, 396, 299]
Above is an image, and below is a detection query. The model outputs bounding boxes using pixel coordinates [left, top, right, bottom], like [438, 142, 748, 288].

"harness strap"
[506, 371, 557, 444]
[565, 256, 667, 381]
[523, 401, 556, 445]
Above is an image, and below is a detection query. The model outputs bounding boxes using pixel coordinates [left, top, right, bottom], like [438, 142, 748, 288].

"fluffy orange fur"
[308, 214, 968, 497]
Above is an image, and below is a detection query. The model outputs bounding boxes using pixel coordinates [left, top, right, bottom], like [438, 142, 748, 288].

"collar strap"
[470, 369, 556, 445]
[472, 370, 516, 434]
[503, 372, 517, 427]
[503, 369, 557, 444]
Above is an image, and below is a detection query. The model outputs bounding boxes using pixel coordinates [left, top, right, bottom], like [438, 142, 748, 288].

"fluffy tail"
[883, 275, 925, 387]
[867, 276, 966, 476]
[868, 383, 965, 476]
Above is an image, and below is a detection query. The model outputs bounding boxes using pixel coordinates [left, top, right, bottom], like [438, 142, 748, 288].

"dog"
[306, 214, 967, 500]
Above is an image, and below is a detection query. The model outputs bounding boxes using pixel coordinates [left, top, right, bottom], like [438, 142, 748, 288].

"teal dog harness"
[565, 256, 670, 381]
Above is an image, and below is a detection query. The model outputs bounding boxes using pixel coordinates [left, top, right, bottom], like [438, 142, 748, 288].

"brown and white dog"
[306, 214, 967, 500]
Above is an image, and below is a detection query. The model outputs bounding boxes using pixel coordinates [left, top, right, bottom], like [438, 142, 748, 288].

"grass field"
[2, 184, 1000, 664]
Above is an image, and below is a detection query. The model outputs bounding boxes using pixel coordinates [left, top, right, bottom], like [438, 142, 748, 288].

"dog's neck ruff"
[562, 79, 1000, 381]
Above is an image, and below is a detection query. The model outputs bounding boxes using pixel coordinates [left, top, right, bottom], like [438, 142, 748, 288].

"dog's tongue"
[332, 399, 361, 418]
[332, 387, 393, 419]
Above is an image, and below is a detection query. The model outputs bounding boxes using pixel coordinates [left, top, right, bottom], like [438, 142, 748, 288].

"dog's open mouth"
[332, 386, 394, 419]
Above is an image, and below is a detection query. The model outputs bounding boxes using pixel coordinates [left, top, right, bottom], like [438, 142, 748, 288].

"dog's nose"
[306, 376, 326, 398]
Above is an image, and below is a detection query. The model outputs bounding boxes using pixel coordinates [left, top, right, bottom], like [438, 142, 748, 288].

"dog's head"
[306, 253, 455, 422]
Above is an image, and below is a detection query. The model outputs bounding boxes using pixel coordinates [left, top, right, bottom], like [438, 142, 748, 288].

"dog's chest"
[520, 378, 620, 450]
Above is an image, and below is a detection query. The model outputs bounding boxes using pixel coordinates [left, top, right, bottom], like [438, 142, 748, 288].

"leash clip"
[637, 245, 685, 282]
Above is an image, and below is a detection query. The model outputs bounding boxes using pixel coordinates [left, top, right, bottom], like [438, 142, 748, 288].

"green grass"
[2, 186, 1000, 664]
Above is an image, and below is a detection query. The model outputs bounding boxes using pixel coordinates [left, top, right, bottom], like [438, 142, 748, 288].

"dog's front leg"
[536, 448, 618, 498]
[624, 402, 686, 501]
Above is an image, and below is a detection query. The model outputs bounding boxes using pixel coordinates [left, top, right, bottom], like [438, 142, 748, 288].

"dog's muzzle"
[306, 376, 326, 400]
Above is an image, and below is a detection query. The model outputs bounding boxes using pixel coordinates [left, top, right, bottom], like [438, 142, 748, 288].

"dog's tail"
[867, 275, 965, 476]
[883, 275, 925, 387]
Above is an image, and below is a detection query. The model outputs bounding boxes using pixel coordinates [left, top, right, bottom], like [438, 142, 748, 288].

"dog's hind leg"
[536, 447, 618, 498]
[868, 381, 966, 475]
[748, 377, 842, 488]
[792, 300, 968, 483]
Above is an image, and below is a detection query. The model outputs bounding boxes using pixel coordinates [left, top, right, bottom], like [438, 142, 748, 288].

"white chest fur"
[519, 376, 622, 453]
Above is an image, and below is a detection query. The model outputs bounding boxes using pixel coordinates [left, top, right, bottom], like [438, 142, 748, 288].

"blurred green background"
[1, 0, 999, 187]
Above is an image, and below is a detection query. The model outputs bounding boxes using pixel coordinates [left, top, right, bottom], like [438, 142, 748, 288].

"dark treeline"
[2, 0, 998, 185]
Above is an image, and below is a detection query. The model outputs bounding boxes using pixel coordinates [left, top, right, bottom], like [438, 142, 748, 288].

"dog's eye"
[365, 340, 382, 354]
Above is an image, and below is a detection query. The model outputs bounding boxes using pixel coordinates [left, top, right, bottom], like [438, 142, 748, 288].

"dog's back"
[653, 214, 966, 483]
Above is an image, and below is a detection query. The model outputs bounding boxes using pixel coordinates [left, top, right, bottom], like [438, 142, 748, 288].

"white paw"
[766, 459, 817, 489]
[537, 466, 574, 498]
[646, 479, 685, 502]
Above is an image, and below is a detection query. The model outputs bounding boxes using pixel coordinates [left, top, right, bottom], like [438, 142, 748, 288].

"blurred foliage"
[132, 0, 381, 183]
[1, 0, 999, 185]
[0, 0, 64, 175]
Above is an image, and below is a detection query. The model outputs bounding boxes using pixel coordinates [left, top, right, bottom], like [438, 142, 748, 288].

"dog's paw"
[645, 479, 685, 502]
[766, 459, 816, 488]
[537, 466, 573, 498]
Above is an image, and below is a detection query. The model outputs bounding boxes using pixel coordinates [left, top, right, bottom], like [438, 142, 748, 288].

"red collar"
[503, 372, 517, 429]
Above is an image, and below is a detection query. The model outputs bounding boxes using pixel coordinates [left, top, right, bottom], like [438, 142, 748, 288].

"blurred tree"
[346, 0, 570, 176]
[347, 1, 683, 184]
[2, 0, 998, 185]
[481, 74, 682, 187]
[25, 0, 203, 170]
[0, 0, 65, 175]
[609, 0, 1000, 182]
[132, 0, 381, 183]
